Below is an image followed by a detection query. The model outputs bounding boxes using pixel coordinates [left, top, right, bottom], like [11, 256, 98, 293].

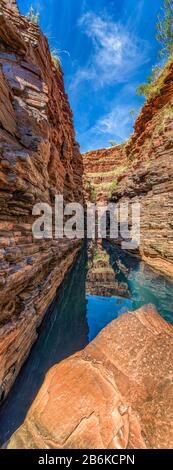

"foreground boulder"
[8, 305, 173, 449]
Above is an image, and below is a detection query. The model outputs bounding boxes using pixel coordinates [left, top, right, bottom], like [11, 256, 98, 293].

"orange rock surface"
[83, 146, 126, 203]
[8, 305, 173, 449]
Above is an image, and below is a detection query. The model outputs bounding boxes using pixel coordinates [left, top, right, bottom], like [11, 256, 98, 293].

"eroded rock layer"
[8, 305, 173, 449]
[83, 146, 126, 203]
[0, 1, 83, 399]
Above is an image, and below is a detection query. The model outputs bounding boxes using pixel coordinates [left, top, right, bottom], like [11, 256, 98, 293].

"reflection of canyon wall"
[83, 61, 173, 277]
[86, 242, 130, 298]
[0, 2, 83, 400]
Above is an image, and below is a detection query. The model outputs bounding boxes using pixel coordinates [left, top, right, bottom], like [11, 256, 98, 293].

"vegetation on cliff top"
[26, 6, 61, 69]
[108, 140, 117, 147]
[137, 0, 173, 99]
[26, 5, 39, 25]
[50, 49, 61, 69]
[157, 0, 173, 57]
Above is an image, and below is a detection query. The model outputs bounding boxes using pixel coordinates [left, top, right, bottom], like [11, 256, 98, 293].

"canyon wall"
[82, 60, 173, 277]
[0, 0, 83, 400]
[83, 146, 126, 203]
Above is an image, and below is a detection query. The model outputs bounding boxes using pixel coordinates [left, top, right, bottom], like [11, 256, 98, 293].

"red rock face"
[8, 306, 173, 449]
[82, 146, 127, 203]
[0, 2, 83, 399]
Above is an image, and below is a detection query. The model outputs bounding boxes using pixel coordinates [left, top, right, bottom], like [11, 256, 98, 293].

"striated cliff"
[8, 305, 173, 449]
[0, 0, 83, 400]
[82, 59, 173, 277]
[83, 145, 126, 203]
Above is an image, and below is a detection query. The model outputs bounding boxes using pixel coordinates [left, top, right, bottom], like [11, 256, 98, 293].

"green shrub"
[136, 65, 162, 98]
[108, 140, 117, 147]
[109, 180, 117, 198]
[157, 103, 173, 131]
[84, 179, 97, 202]
[91, 187, 97, 203]
[129, 109, 136, 120]
[156, 0, 173, 57]
[51, 49, 61, 69]
[136, 1, 173, 100]
[26, 6, 39, 25]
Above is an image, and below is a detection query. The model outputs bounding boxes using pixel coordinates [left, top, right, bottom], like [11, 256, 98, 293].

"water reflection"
[103, 240, 173, 324]
[86, 240, 173, 339]
[86, 241, 132, 341]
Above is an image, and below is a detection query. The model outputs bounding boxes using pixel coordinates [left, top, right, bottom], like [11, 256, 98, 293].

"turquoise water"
[0, 242, 173, 445]
[104, 241, 173, 325]
[87, 295, 132, 342]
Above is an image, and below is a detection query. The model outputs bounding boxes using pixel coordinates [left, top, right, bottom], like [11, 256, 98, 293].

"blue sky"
[18, 0, 163, 152]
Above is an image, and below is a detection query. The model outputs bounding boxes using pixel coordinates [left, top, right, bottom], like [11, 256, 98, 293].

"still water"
[0, 241, 173, 445]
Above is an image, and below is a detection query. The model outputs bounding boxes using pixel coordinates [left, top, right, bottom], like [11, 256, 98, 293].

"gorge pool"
[0, 241, 173, 446]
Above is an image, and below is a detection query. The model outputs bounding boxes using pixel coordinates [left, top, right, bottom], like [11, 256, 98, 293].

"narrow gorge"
[0, 0, 173, 451]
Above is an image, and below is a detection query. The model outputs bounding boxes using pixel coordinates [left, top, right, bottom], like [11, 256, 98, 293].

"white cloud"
[79, 102, 140, 152]
[71, 11, 149, 90]
[94, 105, 132, 139]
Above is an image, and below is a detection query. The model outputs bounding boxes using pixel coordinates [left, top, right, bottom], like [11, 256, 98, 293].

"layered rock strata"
[83, 146, 126, 203]
[0, 0, 83, 399]
[8, 305, 173, 449]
